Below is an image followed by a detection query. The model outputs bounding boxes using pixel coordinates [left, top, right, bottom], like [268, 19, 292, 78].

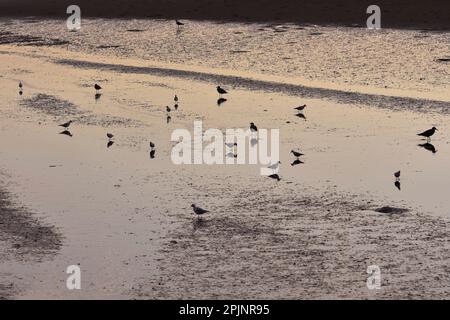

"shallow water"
[0, 20, 450, 299]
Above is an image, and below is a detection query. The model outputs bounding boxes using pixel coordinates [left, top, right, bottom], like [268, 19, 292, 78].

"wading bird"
[294, 104, 306, 111]
[94, 84, 102, 92]
[417, 127, 437, 141]
[291, 150, 303, 158]
[217, 86, 227, 96]
[59, 120, 73, 129]
[191, 204, 208, 216]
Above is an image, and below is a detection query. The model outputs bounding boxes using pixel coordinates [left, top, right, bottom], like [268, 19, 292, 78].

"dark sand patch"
[0, 31, 68, 47]
[132, 179, 450, 299]
[19, 93, 144, 128]
[56, 58, 450, 114]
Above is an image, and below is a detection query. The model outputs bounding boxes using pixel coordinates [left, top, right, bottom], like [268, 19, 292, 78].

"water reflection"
[95, 93, 102, 101]
[107, 140, 114, 148]
[418, 142, 437, 154]
[291, 159, 304, 166]
[295, 113, 306, 120]
[217, 98, 227, 106]
[394, 180, 401, 191]
[150, 149, 156, 159]
[59, 130, 73, 137]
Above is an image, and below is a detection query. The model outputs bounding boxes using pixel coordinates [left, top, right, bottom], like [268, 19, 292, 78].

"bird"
[18, 81, 23, 89]
[176, 20, 184, 27]
[107, 133, 114, 140]
[166, 106, 171, 112]
[174, 95, 178, 102]
[294, 104, 306, 111]
[94, 84, 102, 92]
[59, 120, 73, 129]
[417, 127, 437, 141]
[149, 142, 155, 149]
[250, 122, 258, 132]
[268, 174, 281, 181]
[174, 103, 179, 110]
[225, 142, 237, 148]
[217, 86, 227, 96]
[191, 204, 208, 216]
[394, 171, 401, 181]
[267, 161, 281, 171]
[291, 150, 304, 158]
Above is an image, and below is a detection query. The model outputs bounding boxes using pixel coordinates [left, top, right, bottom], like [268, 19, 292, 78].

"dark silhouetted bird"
[191, 204, 208, 215]
[174, 95, 178, 102]
[394, 171, 401, 181]
[94, 84, 102, 92]
[217, 86, 227, 96]
[59, 120, 73, 129]
[174, 103, 179, 110]
[291, 150, 303, 158]
[150, 142, 155, 149]
[268, 174, 281, 181]
[294, 104, 306, 111]
[250, 122, 258, 132]
[176, 20, 184, 26]
[166, 106, 171, 112]
[19, 81, 23, 89]
[107, 133, 114, 140]
[417, 127, 437, 141]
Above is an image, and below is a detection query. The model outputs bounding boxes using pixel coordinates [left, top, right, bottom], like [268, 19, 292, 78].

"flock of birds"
[17, 72, 440, 218]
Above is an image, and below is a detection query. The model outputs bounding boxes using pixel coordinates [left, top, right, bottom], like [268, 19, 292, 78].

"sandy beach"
[0, 18, 450, 299]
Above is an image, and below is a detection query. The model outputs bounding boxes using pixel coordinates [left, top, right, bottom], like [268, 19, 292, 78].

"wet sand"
[0, 26, 450, 299]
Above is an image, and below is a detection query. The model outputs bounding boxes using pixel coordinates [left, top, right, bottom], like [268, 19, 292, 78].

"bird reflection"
[150, 149, 156, 159]
[167, 115, 171, 123]
[107, 140, 114, 148]
[291, 159, 304, 166]
[394, 181, 401, 191]
[19, 90, 23, 96]
[192, 217, 207, 231]
[250, 138, 258, 146]
[418, 142, 437, 154]
[95, 93, 102, 101]
[174, 103, 179, 110]
[295, 113, 306, 120]
[217, 98, 227, 106]
[59, 130, 73, 137]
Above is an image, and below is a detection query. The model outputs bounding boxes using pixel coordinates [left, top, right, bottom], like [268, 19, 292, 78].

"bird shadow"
[59, 130, 73, 137]
[95, 93, 102, 101]
[192, 217, 208, 231]
[107, 140, 114, 148]
[167, 115, 172, 124]
[418, 142, 437, 154]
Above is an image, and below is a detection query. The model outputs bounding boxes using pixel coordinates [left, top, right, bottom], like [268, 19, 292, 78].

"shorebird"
[267, 161, 281, 171]
[225, 142, 237, 148]
[250, 122, 258, 132]
[268, 174, 281, 181]
[174, 103, 179, 110]
[94, 84, 102, 92]
[294, 104, 306, 111]
[217, 86, 227, 96]
[417, 127, 437, 141]
[191, 204, 208, 216]
[174, 95, 178, 102]
[394, 171, 401, 181]
[150, 141, 155, 149]
[291, 150, 303, 158]
[59, 120, 73, 129]
[166, 106, 171, 112]
[176, 20, 184, 27]
[19, 81, 23, 89]
[107, 133, 114, 140]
